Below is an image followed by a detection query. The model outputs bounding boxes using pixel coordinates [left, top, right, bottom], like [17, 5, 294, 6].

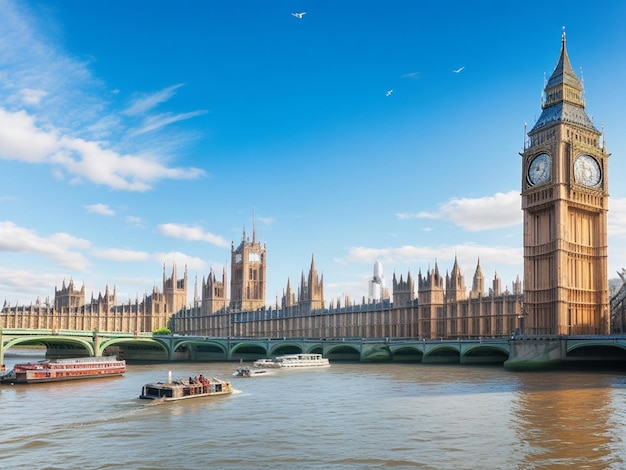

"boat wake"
[65, 400, 158, 427]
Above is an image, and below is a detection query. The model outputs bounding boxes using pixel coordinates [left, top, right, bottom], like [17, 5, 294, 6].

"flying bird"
[291, 12, 306, 18]
[386, 89, 393, 97]
[453, 66, 465, 74]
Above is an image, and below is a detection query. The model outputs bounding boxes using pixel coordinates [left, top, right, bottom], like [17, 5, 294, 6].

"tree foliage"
[153, 327, 172, 335]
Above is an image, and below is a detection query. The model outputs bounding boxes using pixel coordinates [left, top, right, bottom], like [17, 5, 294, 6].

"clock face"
[248, 252, 261, 263]
[235, 253, 242, 263]
[574, 154, 601, 187]
[528, 154, 551, 186]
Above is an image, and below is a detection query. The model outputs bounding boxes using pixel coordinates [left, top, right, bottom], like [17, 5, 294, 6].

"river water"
[1, 350, 626, 469]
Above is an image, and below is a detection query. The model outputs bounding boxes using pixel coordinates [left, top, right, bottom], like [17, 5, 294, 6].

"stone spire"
[531, 29, 598, 135]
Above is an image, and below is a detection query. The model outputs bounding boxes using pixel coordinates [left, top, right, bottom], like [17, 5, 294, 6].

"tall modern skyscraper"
[368, 260, 385, 302]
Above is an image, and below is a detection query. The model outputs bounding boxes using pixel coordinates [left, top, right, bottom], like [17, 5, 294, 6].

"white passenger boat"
[253, 353, 330, 369]
[232, 366, 275, 378]
[252, 358, 282, 369]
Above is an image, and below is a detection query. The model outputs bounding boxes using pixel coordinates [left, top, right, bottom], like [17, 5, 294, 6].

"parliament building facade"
[170, 230, 523, 339]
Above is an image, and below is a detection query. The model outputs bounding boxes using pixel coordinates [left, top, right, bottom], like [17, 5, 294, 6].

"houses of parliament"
[3, 34, 625, 339]
[1, 220, 524, 339]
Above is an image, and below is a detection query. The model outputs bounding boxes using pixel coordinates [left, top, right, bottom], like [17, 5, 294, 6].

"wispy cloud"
[396, 211, 438, 220]
[402, 71, 421, 79]
[125, 216, 144, 228]
[0, 221, 91, 271]
[0, 108, 205, 191]
[341, 244, 522, 266]
[130, 110, 208, 136]
[0, 266, 62, 303]
[91, 248, 151, 262]
[339, 243, 523, 284]
[153, 251, 206, 271]
[609, 197, 626, 238]
[20, 88, 47, 105]
[89, 248, 206, 271]
[397, 190, 521, 231]
[158, 223, 230, 248]
[85, 203, 115, 216]
[0, 7, 207, 191]
[122, 84, 185, 116]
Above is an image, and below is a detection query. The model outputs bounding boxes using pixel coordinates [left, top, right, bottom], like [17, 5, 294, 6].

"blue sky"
[1, 0, 626, 308]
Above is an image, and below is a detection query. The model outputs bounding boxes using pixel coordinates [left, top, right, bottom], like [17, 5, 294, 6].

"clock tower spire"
[521, 31, 609, 335]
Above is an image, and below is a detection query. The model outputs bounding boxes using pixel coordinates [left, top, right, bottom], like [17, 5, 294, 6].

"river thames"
[1, 350, 626, 469]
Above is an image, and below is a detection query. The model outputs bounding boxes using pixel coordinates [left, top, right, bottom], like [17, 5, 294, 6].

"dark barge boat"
[139, 372, 233, 401]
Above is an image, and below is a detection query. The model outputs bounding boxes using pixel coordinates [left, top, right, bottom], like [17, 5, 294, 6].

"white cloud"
[0, 108, 205, 191]
[91, 248, 206, 272]
[0, 266, 60, 303]
[340, 243, 522, 269]
[396, 211, 438, 220]
[398, 190, 522, 231]
[0, 109, 59, 162]
[20, 88, 47, 105]
[85, 203, 115, 216]
[158, 223, 230, 248]
[0, 8, 207, 192]
[609, 197, 626, 238]
[130, 110, 208, 136]
[123, 84, 185, 116]
[153, 251, 206, 271]
[91, 248, 151, 262]
[125, 216, 144, 228]
[0, 221, 91, 271]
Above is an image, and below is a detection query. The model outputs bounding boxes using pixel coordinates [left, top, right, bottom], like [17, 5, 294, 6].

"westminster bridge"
[4, 328, 626, 370]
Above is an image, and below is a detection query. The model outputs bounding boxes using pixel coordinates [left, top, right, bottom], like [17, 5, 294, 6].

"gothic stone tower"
[163, 263, 188, 315]
[202, 267, 227, 315]
[230, 225, 266, 312]
[418, 263, 444, 339]
[298, 255, 324, 313]
[392, 271, 415, 308]
[521, 32, 609, 335]
[54, 279, 85, 311]
[445, 257, 467, 337]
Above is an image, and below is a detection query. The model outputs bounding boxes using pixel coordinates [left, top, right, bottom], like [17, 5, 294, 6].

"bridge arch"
[566, 341, 626, 362]
[173, 339, 229, 361]
[4, 335, 95, 357]
[268, 342, 304, 356]
[461, 344, 509, 364]
[389, 345, 425, 362]
[325, 344, 361, 361]
[423, 344, 461, 364]
[229, 341, 268, 360]
[99, 337, 170, 360]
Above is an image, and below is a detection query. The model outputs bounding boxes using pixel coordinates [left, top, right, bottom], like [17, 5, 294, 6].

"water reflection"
[513, 373, 623, 469]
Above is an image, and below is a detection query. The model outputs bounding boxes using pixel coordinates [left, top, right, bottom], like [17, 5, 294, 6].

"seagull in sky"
[386, 89, 393, 97]
[453, 66, 465, 74]
[291, 12, 306, 18]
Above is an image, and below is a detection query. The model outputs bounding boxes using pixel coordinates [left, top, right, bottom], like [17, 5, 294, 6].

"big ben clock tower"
[521, 31, 609, 335]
